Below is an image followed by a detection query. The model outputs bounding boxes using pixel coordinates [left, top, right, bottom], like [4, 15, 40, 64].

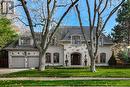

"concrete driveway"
[0, 69, 28, 74]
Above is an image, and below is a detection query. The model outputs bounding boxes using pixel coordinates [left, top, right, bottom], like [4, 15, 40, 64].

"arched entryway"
[71, 52, 81, 65]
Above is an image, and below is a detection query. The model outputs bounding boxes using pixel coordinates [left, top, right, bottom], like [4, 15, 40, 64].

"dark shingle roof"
[5, 26, 113, 50]
[59, 26, 96, 40]
[4, 40, 38, 51]
[59, 26, 113, 44]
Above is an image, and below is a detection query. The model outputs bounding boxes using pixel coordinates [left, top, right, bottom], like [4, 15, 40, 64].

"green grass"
[0, 80, 130, 86]
[1, 67, 130, 78]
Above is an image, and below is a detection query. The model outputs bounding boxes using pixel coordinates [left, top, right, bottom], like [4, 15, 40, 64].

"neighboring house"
[5, 26, 113, 68]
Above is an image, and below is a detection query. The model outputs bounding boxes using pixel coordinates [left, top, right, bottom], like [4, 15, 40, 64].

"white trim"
[71, 34, 81, 45]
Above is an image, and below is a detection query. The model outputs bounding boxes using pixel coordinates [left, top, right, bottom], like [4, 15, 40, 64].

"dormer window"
[51, 37, 56, 45]
[52, 38, 55, 45]
[72, 35, 81, 45]
[99, 36, 104, 46]
[20, 37, 31, 45]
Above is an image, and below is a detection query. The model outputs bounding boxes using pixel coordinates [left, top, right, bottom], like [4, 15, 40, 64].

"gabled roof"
[59, 26, 113, 44]
[59, 26, 96, 40]
[4, 39, 38, 51]
[102, 34, 113, 45]
[5, 26, 113, 50]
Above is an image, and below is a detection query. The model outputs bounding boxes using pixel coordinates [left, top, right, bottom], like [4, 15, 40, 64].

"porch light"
[121, 48, 124, 51]
[127, 46, 130, 49]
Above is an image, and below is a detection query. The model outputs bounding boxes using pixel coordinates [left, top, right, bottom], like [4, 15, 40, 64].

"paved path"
[0, 69, 28, 74]
[0, 77, 130, 81]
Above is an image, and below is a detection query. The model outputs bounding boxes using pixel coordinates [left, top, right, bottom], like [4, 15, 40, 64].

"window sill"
[71, 44, 82, 47]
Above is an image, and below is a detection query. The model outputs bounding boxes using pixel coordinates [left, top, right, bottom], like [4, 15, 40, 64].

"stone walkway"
[0, 77, 130, 81]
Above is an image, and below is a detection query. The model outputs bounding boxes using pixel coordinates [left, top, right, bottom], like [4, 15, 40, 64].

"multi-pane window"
[72, 36, 81, 45]
[52, 38, 55, 45]
[0, 1, 14, 14]
[21, 37, 30, 45]
[53, 53, 59, 63]
[99, 37, 104, 46]
[100, 53, 106, 63]
[51, 37, 56, 45]
[46, 53, 51, 63]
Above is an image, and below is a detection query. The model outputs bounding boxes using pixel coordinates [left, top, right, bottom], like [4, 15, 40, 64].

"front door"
[71, 53, 81, 65]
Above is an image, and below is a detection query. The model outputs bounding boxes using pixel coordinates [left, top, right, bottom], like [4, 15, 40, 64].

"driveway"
[0, 69, 28, 74]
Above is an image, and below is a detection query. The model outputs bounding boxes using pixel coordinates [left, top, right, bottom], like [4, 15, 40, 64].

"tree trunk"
[38, 51, 46, 71]
[90, 57, 96, 72]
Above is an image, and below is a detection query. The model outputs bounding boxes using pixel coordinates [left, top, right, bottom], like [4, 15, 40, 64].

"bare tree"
[75, 0, 125, 72]
[19, 0, 79, 71]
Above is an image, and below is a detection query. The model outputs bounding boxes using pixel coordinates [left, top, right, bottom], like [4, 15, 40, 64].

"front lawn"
[0, 80, 130, 86]
[1, 67, 130, 78]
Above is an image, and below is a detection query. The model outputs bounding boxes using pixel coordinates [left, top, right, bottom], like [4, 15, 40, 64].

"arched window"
[72, 35, 81, 45]
[53, 53, 59, 63]
[46, 53, 51, 63]
[100, 53, 106, 63]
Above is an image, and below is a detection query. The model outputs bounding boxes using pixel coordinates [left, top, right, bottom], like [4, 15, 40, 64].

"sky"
[14, 0, 120, 35]
[61, 0, 119, 34]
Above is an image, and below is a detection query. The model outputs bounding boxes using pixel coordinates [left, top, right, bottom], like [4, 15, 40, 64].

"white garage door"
[12, 56, 25, 68]
[28, 56, 39, 68]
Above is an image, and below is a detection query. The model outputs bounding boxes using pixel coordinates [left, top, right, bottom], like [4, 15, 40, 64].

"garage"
[27, 56, 39, 68]
[0, 50, 8, 68]
[12, 56, 25, 68]
[11, 56, 39, 68]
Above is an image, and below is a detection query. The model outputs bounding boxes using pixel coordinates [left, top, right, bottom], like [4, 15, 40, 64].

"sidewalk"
[0, 69, 28, 74]
[0, 77, 130, 81]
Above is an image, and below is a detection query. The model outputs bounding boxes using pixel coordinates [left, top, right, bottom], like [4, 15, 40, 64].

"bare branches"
[86, 0, 92, 28]
[41, 0, 57, 49]
[96, 0, 103, 11]
[19, 0, 79, 71]
[20, 0, 41, 50]
[99, 0, 108, 15]
[56, 3, 71, 7]
[92, 0, 97, 29]
[19, 0, 79, 50]
[75, 4, 89, 48]
[75, 0, 124, 72]
[46, 0, 79, 50]
[15, 17, 44, 27]
[99, 0, 125, 36]
[50, 0, 57, 18]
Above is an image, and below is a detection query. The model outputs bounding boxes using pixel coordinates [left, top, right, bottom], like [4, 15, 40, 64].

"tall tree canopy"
[111, 0, 130, 43]
[0, 17, 17, 50]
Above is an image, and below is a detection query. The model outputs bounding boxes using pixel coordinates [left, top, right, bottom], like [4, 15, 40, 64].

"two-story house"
[5, 26, 113, 68]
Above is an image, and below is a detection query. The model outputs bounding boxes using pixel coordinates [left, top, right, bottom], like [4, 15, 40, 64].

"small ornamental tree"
[108, 51, 116, 66]
[0, 17, 17, 50]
